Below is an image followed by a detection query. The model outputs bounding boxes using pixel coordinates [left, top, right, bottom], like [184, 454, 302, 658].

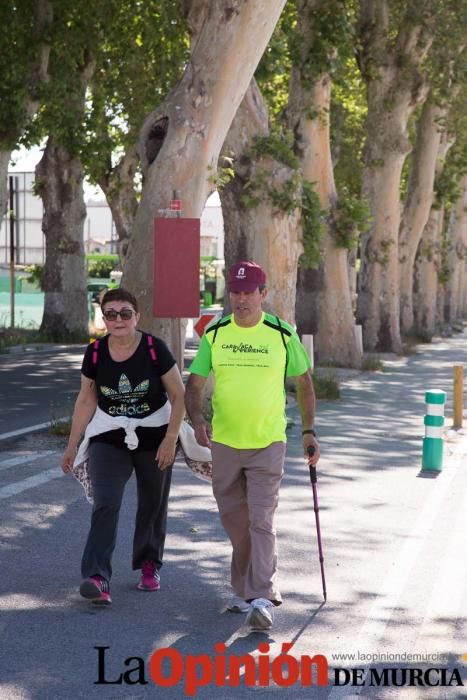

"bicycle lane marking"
[0, 451, 55, 472]
[0, 422, 63, 441]
[414, 486, 467, 644]
[327, 442, 465, 698]
[0, 467, 63, 500]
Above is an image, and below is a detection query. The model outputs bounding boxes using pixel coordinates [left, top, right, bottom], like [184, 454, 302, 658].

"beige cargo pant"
[210, 440, 286, 604]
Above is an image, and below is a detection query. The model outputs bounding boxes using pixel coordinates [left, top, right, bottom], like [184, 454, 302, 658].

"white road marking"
[0, 451, 55, 472]
[0, 422, 52, 441]
[0, 467, 62, 500]
[416, 488, 467, 631]
[328, 445, 464, 699]
[0, 418, 70, 442]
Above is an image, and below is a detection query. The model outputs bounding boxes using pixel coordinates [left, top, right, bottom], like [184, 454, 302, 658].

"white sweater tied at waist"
[73, 402, 171, 467]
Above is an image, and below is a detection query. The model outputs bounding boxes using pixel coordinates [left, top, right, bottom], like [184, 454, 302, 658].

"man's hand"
[303, 434, 320, 465]
[194, 422, 212, 448]
[186, 374, 212, 448]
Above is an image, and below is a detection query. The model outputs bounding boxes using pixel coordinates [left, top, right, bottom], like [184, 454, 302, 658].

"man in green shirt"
[186, 261, 320, 630]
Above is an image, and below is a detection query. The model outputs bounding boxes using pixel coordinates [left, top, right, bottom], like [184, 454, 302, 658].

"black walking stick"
[307, 446, 327, 603]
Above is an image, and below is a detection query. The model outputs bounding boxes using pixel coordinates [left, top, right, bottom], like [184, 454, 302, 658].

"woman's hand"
[61, 445, 77, 474]
[156, 434, 178, 470]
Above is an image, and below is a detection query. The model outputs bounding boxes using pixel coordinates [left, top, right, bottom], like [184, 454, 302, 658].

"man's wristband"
[302, 428, 317, 437]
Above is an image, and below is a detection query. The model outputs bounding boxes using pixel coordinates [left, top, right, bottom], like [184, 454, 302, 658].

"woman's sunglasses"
[102, 308, 136, 321]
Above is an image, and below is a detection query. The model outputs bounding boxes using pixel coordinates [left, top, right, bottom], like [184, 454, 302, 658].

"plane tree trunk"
[413, 132, 456, 337]
[123, 0, 287, 356]
[220, 81, 301, 323]
[443, 175, 467, 324]
[97, 146, 139, 263]
[36, 139, 88, 339]
[399, 98, 447, 335]
[356, 0, 433, 351]
[36, 51, 95, 340]
[286, 0, 361, 367]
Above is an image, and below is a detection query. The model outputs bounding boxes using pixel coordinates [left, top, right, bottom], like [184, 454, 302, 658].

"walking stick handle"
[307, 445, 317, 484]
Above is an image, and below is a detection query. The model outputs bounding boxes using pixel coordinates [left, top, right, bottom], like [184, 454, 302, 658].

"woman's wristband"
[302, 428, 317, 437]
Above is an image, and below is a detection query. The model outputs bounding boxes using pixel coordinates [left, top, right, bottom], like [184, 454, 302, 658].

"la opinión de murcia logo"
[94, 645, 464, 696]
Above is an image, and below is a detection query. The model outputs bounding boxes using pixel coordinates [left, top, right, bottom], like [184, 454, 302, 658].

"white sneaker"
[227, 595, 250, 613]
[245, 598, 274, 630]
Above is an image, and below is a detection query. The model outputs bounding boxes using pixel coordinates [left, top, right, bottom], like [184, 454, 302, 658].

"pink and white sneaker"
[137, 561, 160, 591]
[79, 575, 111, 605]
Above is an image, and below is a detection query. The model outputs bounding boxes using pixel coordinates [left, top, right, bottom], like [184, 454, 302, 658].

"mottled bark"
[455, 178, 467, 318]
[413, 207, 444, 338]
[220, 81, 301, 323]
[36, 50, 95, 340]
[289, 72, 361, 367]
[412, 132, 456, 337]
[463, 260, 467, 319]
[444, 176, 467, 323]
[0, 152, 9, 219]
[399, 99, 446, 334]
[123, 0, 287, 358]
[356, 0, 432, 351]
[98, 146, 139, 263]
[36, 139, 88, 339]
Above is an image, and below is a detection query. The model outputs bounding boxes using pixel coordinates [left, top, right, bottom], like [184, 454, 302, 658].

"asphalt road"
[0, 346, 84, 437]
[0, 333, 466, 699]
[0, 343, 199, 439]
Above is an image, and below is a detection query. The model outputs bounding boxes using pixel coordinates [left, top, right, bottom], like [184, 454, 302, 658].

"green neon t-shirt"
[189, 312, 312, 448]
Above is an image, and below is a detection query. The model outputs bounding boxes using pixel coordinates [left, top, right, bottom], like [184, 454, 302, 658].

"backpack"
[207, 314, 290, 384]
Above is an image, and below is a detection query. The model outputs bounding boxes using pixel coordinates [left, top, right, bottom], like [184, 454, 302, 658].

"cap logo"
[236, 267, 246, 278]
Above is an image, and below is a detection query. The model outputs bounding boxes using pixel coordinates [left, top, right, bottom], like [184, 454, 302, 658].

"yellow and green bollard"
[422, 390, 446, 472]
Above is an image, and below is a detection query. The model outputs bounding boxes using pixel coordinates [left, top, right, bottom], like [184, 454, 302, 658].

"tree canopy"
[1, 0, 466, 356]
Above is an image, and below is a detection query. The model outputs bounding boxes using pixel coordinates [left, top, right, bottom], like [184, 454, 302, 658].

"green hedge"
[22, 256, 119, 287]
[86, 254, 119, 278]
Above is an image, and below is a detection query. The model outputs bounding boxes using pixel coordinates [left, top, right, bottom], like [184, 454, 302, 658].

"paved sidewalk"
[0, 332, 466, 698]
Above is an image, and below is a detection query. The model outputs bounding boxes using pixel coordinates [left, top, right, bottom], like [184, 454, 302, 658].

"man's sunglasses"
[102, 308, 136, 321]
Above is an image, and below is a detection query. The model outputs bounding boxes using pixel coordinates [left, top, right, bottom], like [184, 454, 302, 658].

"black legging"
[81, 438, 173, 581]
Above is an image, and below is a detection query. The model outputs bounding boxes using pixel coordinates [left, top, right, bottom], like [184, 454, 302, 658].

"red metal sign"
[153, 217, 200, 318]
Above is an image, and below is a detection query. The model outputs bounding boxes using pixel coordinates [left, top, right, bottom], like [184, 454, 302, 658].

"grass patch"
[401, 338, 421, 356]
[49, 417, 72, 436]
[451, 321, 465, 333]
[49, 399, 74, 436]
[0, 328, 41, 352]
[0, 326, 88, 352]
[362, 354, 384, 371]
[313, 372, 340, 400]
[401, 332, 433, 356]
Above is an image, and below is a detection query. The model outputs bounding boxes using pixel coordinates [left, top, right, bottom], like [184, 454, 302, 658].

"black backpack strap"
[93, 335, 158, 368]
[275, 316, 289, 385]
[206, 317, 232, 345]
[263, 315, 291, 387]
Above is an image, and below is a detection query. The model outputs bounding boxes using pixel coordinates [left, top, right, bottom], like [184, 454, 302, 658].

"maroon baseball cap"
[228, 261, 267, 293]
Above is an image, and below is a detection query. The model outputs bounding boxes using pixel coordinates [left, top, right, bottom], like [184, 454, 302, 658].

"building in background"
[200, 194, 224, 258]
[1, 171, 224, 265]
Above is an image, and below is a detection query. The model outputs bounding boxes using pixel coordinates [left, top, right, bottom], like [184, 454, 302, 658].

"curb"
[4, 343, 85, 355]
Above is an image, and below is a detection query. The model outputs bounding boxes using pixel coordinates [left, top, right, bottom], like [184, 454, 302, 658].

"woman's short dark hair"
[101, 288, 138, 312]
